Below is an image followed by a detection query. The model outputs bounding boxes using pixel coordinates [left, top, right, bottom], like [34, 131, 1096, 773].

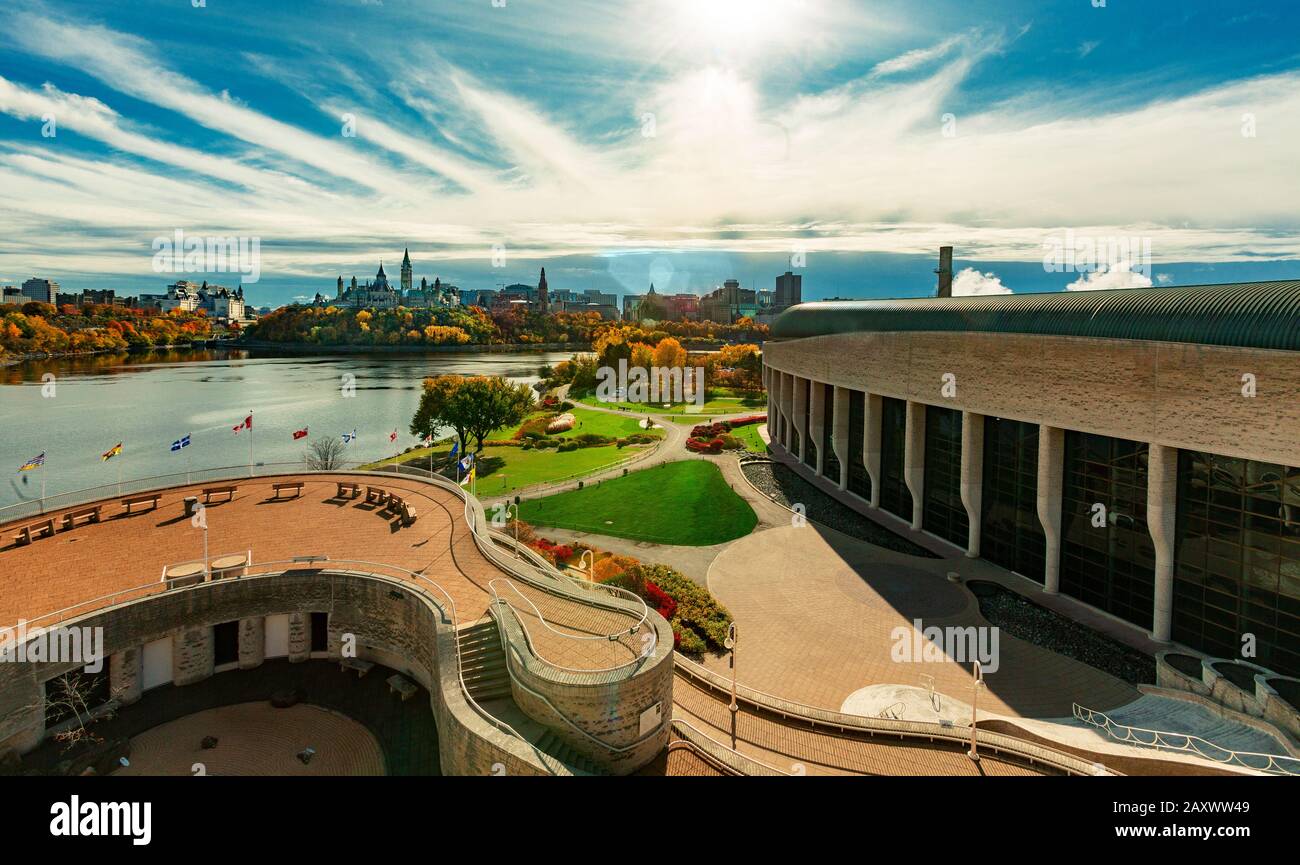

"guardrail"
[1072, 703, 1300, 776]
[674, 653, 1104, 776]
[669, 719, 793, 776]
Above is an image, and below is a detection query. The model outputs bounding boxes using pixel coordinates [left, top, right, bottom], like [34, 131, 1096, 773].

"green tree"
[410, 374, 535, 455]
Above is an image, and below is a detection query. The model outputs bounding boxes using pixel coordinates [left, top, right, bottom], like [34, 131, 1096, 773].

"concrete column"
[808, 381, 826, 476]
[904, 401, 926, 530]
[287, 611, 310, 663]
[1147, 444, 1179, 643]
[865, 394, 882, 507]
[109, 646, 142, 706]
[172, 625, 214, 686]
[793, 377, 809, 463]
[832, 386, 850, 490]
[238, 616, 266, 670]
[764, 366, 775, 440]
[960, 412, 985, 558]
[1037, 425, 1065, 595]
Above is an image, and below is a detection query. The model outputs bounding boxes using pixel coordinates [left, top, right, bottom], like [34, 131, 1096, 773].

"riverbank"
[234, 339, 591, 354]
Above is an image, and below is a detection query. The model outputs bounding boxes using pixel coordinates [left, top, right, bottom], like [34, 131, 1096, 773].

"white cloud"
[952, 267, 1012, 295]
[1066, 261, 1154, 291]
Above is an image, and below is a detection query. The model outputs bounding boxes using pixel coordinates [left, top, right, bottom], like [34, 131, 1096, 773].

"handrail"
[1072, 703, 1300, 776]
[488, 578, 647, 675]
[669, 718, 794, 776]
[674, 653, 1103, 775]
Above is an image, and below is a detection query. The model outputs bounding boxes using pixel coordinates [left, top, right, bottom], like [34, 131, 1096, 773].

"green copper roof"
[769, 280, 1300, 351]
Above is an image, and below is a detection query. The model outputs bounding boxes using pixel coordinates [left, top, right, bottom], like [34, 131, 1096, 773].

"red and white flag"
[389, 430, 398, 443]
[232, 414, 253, 434]
[292, 427, 309, 440]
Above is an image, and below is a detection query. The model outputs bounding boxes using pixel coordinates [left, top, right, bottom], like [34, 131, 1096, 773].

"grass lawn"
[470, 443, 651, 496]
[517, 460, 758, 546]
[577, 391, 765, 416]
[549, 405, 662, 440]
[730, 422, 769, 453]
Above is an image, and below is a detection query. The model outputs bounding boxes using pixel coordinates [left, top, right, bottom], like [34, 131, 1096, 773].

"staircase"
[534, 728, 605, 775]
[457, 621, 512, 702]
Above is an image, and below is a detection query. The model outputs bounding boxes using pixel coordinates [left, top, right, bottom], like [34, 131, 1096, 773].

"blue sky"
[0, 0, 1297, 307]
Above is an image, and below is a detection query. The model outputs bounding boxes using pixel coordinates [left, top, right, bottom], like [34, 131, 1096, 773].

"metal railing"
[669, 718, 794, 776]
[1072, 703, 1300, 776]
[488, 579, 647, 676]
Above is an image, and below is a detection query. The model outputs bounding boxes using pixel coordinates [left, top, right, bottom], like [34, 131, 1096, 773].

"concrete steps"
[458, 621, 512, 702]
[534, 729, 605, 776]
[1066, 694, 1290, 757]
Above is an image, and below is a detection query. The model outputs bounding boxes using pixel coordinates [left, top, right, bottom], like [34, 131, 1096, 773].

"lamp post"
[507, 502, 519, 558]
[578, 550, 595, 583]
[724, 622, 738, 747]
[967, 661, 984, 762]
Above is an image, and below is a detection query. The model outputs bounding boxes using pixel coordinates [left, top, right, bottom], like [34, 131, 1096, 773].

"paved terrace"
[0, 474, 641, 672]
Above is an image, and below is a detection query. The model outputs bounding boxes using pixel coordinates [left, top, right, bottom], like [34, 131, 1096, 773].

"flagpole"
[248, 410, 254, 478]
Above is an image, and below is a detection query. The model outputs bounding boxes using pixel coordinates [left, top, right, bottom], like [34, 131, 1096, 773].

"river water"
[0, 347, 573, 509]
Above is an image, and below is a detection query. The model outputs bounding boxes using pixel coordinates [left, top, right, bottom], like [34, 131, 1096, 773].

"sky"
[0, 0, 1297, 308]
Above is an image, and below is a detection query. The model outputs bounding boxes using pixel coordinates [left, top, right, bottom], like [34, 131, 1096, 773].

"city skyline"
[1, 0, 1298, 306]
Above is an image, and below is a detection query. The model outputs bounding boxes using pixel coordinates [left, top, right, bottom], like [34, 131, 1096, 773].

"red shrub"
[644, 581, 678, 621]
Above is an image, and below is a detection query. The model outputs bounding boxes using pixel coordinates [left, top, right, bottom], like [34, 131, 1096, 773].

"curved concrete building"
[763, 280, 1300, 677]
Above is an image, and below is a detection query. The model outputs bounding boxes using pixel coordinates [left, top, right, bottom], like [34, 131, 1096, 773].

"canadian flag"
[292, 427, 309, 440]
[233, 414, 252, 433]
[389, 430, 398, 443]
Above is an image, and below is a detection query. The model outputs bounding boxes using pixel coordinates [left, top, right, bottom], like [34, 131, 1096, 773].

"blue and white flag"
[170, 435, 191, 452]
[459, 453, 474, 472]
[342, 429, 358, 444]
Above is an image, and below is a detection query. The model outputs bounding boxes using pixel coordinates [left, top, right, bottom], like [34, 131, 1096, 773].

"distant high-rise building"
[775, 271, 802, 311]
[20, 277, 58, 304]
[936, 246, 953, 297]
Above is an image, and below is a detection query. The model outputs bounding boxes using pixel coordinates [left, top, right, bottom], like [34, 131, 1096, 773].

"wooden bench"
[383, 494, 404, 515]
[340, 657, 375, 678]
[271, 481, 304, 500]
[61, 505, 102, 530]
[365, 486, 388, 505]
[202, 485, 238, 504]
[335, 481, 361, 499]
[12, 517, 56, 546]
[401, 502, 419, 527]
[121, 493, 162, 514]
[386, 674, 418, 701]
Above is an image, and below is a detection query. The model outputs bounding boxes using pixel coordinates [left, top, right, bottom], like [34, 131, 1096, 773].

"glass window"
[822, 383, 840, 482]
[847, 390, 871, 501]
[879, 397, 911, 520]
[1174, 453, 1300, 676]
[923, 405, 968, 547]
[1060, 432, 1155, 629]
[981, 417, 1045, 583]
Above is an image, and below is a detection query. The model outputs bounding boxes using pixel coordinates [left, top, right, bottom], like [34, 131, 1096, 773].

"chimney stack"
[936, 246, 953, 297]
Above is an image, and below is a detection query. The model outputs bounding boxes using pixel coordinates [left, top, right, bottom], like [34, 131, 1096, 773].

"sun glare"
[669, 0, 802, 51]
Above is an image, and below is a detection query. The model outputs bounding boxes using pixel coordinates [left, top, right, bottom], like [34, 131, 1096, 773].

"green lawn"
[577, 392, 765, 416]
[470, 443, 651, 496]
[730, 422, 769, 453]
[517, 460, 758, 545]
[549, 405, 662, 440]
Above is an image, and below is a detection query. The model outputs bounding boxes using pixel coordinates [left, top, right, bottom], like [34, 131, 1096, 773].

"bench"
[340, 658, 375, 678]
[365, 486, 388, 505]
[61, 505, 102, 530]
[383, 494, 404, 515]
[386, 674, 418, 701]
[335, 481, 361, 499]
[401, 502, 419, 527]
[121, 493, 162, 514]
[271, 481, 304, 500]
[202, 486, 237, 504]
[12, 518, 56, 546]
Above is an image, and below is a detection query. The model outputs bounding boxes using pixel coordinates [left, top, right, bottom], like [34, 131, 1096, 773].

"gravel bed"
[967, 580, 1156, 685]
[740, 460, 938, 558]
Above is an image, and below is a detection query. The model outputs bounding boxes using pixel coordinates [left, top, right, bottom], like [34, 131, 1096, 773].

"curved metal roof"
[769, 280, 1300, 351]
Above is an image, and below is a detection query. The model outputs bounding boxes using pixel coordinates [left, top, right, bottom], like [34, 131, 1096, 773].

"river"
[0, 347, 575, 510]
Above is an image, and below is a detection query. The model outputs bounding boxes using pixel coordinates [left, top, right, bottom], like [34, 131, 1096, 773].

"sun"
[669, 0, 803, 51]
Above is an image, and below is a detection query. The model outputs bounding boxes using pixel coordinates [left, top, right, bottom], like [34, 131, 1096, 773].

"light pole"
[725, 622, 738, 747]
[578, 550, 595, 583]
[507, 502, 519, 558]
[967, 661, 984, 762]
